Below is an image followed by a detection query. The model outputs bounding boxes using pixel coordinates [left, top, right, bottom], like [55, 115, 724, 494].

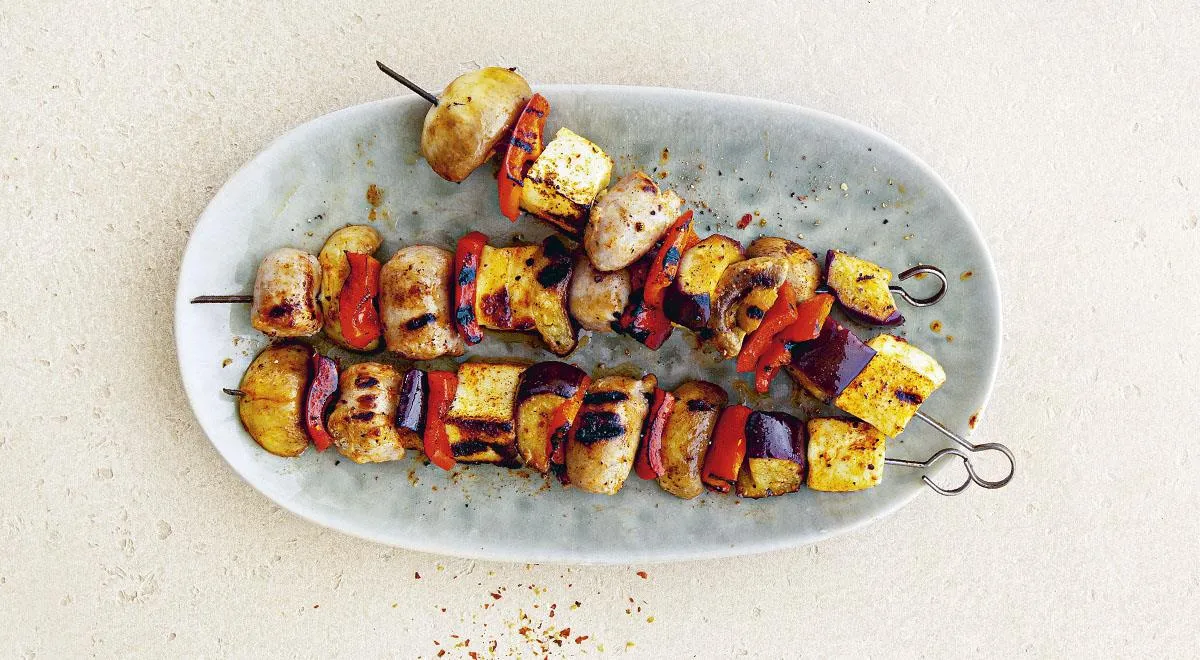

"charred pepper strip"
[701, 405, 752, 493]
[304, 352, 338, 451]
[547, 375, 591, 468]
[752, 293, 835, 393]
[643, 210, 695, 309]
[423, 370, 458, 470]
[497, 93, 550, 221]
[453, 231, 488, 344]
[735, 282, 797, 373]
[634, 388, 675, 479]
[337, 252, 382, 350]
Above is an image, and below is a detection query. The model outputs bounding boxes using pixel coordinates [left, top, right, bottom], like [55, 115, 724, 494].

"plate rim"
[174, 84, 1003, 564]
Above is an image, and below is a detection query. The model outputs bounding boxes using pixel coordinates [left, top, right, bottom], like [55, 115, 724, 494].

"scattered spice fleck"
[903, 234, 915, 240]
[929, 320, 943, 334]
[737, 213, 752, 229]
[840, 182, 849, 191]
[490, 592, 502, 600]
[945, 334, 955, 343]
[221, 357, 232, 368]
[960, 270, 974, 281]
[366, 183, 383, 207]
[647, 616, 655, 623]
[969, 412, 980, 429]
[636, 571, 648, 579]
[414, 572, 421, 579]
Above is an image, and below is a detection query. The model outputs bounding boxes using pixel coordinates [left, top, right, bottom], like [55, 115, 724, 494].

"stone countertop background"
[1, 1, 1196, 657]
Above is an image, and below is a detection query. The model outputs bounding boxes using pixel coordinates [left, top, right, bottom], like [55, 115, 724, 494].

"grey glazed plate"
[175, 85, 1001, 563]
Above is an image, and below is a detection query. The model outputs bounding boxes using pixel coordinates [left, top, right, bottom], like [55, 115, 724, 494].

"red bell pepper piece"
[497, 94, 550, 221]
[547, 376, 591, 468]
[643, 210, 694, 309]
[751, 293, 835, 393]
[634, 388, 675, 479]
[337, 252, 382, 350]
[616, 291, 674, 350]
[735, 282, 797, 373]
[304, 352, 339, 452]
[701, 405, 752, 493]
[778, 292, 835, 344]
[423, 370, 458, 471]
[453, 231, 488, 344]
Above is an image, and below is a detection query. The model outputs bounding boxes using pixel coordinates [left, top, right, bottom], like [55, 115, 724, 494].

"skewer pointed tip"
[374, 60, 438, 106]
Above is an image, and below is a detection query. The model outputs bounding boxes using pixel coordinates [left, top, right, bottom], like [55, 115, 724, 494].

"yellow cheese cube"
[807, 418, 886, 492]
[520, 128, 613, 235]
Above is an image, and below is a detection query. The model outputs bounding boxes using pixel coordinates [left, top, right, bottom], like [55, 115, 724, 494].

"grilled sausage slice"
[317, 225, 383, 350]
[379, 246, 466, 361]
[657, 381, 728, 499]
[236, 343, 311, 457]
[583, 171, 683, 272]
[568, 255, 631, 332]
[250, 248, 322, 337]
[566, 374, 656, 494]
[327, 362, 415, 463]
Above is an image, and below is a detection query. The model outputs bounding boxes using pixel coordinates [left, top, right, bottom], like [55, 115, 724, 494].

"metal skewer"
[375, 60, 438, 106]
[913, 410, 1015, 489]
[193, 265, 947, 309]
[813, 264, 948, 307]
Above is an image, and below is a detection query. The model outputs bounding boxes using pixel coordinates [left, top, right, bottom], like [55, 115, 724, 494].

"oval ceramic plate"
[175, 85, 1001, 563]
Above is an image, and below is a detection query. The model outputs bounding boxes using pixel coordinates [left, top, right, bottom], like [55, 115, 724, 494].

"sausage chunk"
[566, 374, 656, 494]
[327, 362, 414, 463]
[251, 248, 322, 337]
[583, 171, 682, 272]
[568, 255, 631, 332]
[379, 246, 466, 361]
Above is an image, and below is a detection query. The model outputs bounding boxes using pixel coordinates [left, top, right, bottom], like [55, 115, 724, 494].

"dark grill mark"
[350, 411, 375, 421]
[510, 137, 534, 153]
[573, 412, 626, 444]
[583, 390, 628, 405]
[456, 305, 476, 327]
[455, 419, 514, 435]
[895, 389, 924, 405]
[267, 303, 293, 319]
[536, 254, 572, 288]
[355, 394, 377, 407]
[746, 306, 764, 320]
[405, 313, 436, 330]
[687, 399, 716, 412]
[856, 273, 875, 282]
[354, 376, 380, 388]
[457, 263, 476, 286]
[452, 440, 491, 457]
[480, 289, 513, 327]
[661, 246, 680, 269]
[749, 272, 777, 288]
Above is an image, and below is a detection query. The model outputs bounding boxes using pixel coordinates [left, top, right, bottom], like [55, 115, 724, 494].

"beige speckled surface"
[2, 1, 1197, 657]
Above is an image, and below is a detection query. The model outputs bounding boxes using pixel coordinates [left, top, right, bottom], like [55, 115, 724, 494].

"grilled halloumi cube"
[867, 334, 946, 388]
[806, 418, 885, 492]
[520, 128, 613, 236]
[474, 237, 577, 355]
[833, 352, 940, 438]
[445, 362, 527, 465]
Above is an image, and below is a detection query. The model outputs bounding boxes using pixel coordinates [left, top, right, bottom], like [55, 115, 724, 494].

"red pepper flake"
[636, 571, 648, 579]
[469, 653, 478, 660]
[575, 636, 589, 644]
[414, 572, 421, 579]
[519, 627, 532, 636]
[490, 592, 502, 600]
[737, 213, 752, 229]
[436, 650, 445, 657]
[559, 628, 571, 638]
